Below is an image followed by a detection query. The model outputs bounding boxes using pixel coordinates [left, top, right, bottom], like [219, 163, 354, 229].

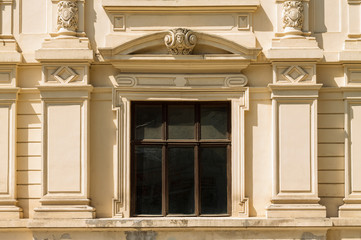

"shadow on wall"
[311, 0, 327, 50]
[85, 0, 98, 61]
[90, 99, 117, 218]
[253, 5, 273, 32]
[245, 99, 256, 217]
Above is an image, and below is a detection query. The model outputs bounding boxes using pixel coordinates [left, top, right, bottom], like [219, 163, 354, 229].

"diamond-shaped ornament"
[52, 66, 78, 83]
[282, 66, 308, 83]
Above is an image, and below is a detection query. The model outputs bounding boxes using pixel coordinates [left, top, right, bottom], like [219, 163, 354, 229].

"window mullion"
[162, 103, 167, 216]
[162, 144, 167, 216]
[194, 145, 199, 216]
[195, 103, 200, 216]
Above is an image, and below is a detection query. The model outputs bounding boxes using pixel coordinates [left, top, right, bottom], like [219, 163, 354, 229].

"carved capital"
[164, 28, 197, 55]
[57, 0, 78, 36]
[282, 1, 303, 35]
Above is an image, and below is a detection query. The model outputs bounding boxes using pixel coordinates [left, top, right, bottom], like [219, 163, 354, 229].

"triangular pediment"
[99, 29, 261, 73]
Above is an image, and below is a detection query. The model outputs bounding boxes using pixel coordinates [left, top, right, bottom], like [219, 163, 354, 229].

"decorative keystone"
[164, 28, 197, 55]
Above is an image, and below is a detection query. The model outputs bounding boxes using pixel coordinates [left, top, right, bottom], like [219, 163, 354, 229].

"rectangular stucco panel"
[350, 104, 361, 193]
[279, 103, 311, 192]
[0, 106, 9, 194]
[47, 104, 81, 193]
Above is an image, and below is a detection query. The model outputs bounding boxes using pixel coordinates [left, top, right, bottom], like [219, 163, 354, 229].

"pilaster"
[0, 0, 23, 219]
[0, 84, 22, 219]
[34, 0, 95, 219]
[34, 84, 95, 219]
[340, 0, 361, 61]
[266, 63, 325, 218]
[265, 2, 325, 215]
[339, 64, 361, 217]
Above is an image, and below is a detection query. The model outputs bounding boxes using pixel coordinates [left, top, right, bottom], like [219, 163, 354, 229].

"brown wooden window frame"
[131, 101, 231, 217]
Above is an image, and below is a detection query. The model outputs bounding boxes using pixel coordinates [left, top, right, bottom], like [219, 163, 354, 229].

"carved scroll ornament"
[282, 1, 304, 31]
[164, 28, 197, 55]
[57, 0, 78, 35]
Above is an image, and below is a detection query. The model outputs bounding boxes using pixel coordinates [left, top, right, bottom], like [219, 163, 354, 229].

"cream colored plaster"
[90, 97, 115, 218]
[245, 98, 272, 217]
[1, 0, 361, 238]
[21, 0, 47, 34]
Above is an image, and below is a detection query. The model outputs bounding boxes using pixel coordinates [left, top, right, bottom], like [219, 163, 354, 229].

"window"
[131, 102, 231, 216]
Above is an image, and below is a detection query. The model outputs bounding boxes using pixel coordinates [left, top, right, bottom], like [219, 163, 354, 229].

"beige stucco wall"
[1, 0, 361, 239]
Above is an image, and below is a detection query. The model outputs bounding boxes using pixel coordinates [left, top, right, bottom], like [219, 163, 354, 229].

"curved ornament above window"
[99, 29, 261, 73]
[164, 28, 197, 55]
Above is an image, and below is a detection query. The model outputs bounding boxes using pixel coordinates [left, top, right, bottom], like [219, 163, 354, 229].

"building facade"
[0, 0, 361, 239]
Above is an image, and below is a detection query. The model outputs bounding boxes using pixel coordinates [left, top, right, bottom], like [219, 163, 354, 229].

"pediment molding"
[99, 30, 261, 73]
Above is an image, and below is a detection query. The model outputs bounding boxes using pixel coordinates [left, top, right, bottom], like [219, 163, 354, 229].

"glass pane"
[201, 104, 228, 139]
[168, 147, 195, 214]
[168, 105, 195, 139]
[135, 146, 162, 215]
[135, 105, 162, 140]
[200, 147, 227, 214]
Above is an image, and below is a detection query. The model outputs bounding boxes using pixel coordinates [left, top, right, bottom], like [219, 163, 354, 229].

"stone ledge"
[0, 218, 333, 229]
[332, 218, 361, 227]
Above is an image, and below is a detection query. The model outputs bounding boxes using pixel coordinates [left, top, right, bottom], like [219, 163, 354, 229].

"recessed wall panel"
[350, 104, 361, 193]
[128, 14, 235, 31]
[0, 107, 9, 194]
[47, 104, 81, 193]
[279, 103, 311, 192]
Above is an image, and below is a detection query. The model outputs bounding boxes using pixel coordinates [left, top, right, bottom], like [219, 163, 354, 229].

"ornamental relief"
[282, 1, 304, 30]
[57, 0, 78, 33]
[114, 74, 248, 88]
[42, 65, 88, 85]
[275, 65, 315, 84]
[164, 28, 197, 55]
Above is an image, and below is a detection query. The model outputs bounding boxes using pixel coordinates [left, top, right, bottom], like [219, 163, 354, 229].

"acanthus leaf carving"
[164, 28, 197, 55]
[57, 0, 78, 36]
[282, 1, 304, 35]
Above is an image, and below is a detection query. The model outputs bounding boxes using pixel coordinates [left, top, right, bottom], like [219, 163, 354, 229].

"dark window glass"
[200, 147, 228, 214]
[201, 105, 228, 139]
[168, 147, 195, 214]
[168, 105, 195, 139]
[135, 146, 162, 215]
[132, 102, 230, 216]
[135, 105, 162, 140]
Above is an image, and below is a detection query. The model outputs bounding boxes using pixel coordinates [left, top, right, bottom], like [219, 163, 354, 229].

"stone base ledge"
[13, 217, 361, 229]
[0, 206, 23, 219]
[0, 218, 333, 229]
[338, 204, 361, 218]
[266, 204, 326, 218]
[33, 205, 96, 219]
